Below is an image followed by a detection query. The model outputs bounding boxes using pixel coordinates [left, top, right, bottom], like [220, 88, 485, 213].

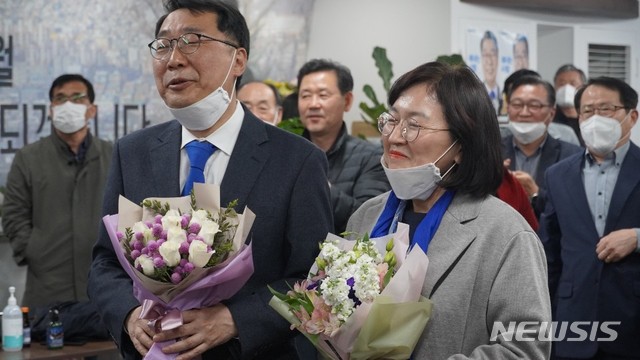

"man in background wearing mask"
[2, 74, 113, 307]
[553, 64, 587, 146]
[237, 81, 283, 125]
[297, 58, 389, 234]
[540, 77, 640, 359]
[87, 1, 332, 359]
[502, 75, 581, 218]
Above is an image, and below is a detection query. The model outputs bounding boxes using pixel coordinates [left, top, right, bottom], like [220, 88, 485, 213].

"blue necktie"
[182, 140, 216, 196]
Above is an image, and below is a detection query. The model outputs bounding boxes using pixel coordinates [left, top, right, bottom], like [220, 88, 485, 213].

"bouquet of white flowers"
[269, 224, 432, 360]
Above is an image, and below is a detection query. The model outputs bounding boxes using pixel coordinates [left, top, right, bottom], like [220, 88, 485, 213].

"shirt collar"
[180, 100, 245, 156]
[512, 133, 547, 155]
[585, 140, 630, 167]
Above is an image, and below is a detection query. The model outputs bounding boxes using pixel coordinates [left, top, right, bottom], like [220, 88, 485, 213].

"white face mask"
[382, 140, 458, 201]
[508, 120, 547, 145]
[52, 102, 88, 134]
[167, 50, 237, 131]
[556, 84, 577, 108]
[580, 113, 628, 156]
[270, 108, 280, 126]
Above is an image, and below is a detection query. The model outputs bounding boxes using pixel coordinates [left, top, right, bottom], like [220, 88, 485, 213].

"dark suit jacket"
[539, 142, 640, 358]
[502, 134, 582, 217]
[88, 111, 333, 359]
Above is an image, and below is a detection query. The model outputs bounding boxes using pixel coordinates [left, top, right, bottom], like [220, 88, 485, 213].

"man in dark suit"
[502, 75, 582, 218]
[540, 76, 640, 359]
[87, 1, 333, 359]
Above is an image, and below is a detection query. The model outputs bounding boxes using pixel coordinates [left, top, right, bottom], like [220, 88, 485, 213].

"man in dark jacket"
[297, 59, 390, 234]
[2, 74, 112, 307]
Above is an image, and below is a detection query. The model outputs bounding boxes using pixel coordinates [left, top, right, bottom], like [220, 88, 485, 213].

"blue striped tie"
[182, 140, 216, 196]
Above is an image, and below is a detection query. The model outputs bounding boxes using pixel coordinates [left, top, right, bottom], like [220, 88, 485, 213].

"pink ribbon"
[139, 299, 183, 332]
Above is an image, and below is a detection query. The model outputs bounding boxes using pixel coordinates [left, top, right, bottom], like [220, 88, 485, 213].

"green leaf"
[372, 46, 393, 93]
[362, 84, 379, 105]
[277, 116, 305, 136]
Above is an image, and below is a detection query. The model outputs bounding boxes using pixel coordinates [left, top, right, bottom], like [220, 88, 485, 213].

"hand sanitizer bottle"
[2, 286, 24, 351]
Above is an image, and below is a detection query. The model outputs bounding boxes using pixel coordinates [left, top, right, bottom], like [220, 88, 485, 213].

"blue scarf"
[371, 190, 455, 253]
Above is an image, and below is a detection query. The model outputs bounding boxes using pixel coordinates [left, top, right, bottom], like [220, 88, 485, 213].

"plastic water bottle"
[2, 286, 24, 351]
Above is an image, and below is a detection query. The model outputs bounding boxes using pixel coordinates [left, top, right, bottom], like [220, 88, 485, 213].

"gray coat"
[2, 133, 112, 307]
[347, 192, 551, 359]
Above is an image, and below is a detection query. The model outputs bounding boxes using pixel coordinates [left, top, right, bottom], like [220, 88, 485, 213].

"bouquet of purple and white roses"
[102, 183, 255, 359]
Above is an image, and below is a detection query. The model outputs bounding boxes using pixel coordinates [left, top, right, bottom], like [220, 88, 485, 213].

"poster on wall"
[462, 19, 535, 116]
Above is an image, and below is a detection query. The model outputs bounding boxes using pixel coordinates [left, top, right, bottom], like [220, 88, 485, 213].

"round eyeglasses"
[377, 112, 449, 142]
[148, 32, 239, 60]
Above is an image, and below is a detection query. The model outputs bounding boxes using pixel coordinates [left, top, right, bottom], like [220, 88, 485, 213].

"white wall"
[307, 0, 451, 128]
[451, 0, 640, 143]
[538, 25, 574, 82]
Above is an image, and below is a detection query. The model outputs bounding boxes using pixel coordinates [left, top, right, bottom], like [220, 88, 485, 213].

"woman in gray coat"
[346, 62, 551, 359]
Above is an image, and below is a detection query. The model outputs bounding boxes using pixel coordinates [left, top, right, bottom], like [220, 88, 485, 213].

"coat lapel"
[536, 136, 561, 186]
[502, 136, 517, 171]
[149, 121, 182, 197]
[220, 114, 269, 208]
[605, 142, 640, 233]
[560, 153, 599, 234]
[423, 194, 478, 297]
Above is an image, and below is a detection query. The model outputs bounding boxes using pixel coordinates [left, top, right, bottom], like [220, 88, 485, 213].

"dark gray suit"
[502, 134, 582, 217]
[88, 110, 333, 359]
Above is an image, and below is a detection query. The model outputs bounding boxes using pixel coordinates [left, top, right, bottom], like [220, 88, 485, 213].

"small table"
[0, 341, 119, 360]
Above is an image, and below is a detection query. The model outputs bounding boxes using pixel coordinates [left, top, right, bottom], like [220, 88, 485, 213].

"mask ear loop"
[221, 49, 238, 101]
[435, 139, 459, 179]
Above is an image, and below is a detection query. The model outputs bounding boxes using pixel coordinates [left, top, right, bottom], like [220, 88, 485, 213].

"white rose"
[134, 254, 155, 276]
[190, 209, 209, 225]
[166, 227, 187, 244]
[189, 240, 213, 268]
[159, 241, 181, 267]
[198, 219, 220, 246]
[132, 221, 153, 242]
[162, 209, 183, 230]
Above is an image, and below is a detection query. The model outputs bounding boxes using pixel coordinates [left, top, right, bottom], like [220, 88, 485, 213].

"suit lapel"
[502, 136, 517, 171]
[149, 121, 182, 196]
[220, 114, 269, 208]
[423, 194, 478, 297]
[605, 143, 640, 233]
[560, 153, 599, 233]
[536, 136, 560, 186]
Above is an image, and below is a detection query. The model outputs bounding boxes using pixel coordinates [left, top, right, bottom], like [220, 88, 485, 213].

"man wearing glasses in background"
[237, 81, 283, 126]
[87, 1, 332, 359]
[540, 77, 640, 359]
[3, 74, 113, 308]
[502, 75, 582, 218]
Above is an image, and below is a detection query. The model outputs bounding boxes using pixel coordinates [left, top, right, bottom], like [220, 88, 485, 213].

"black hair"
[49, 74, 95, 103]
[502, 69, 540, 95]
[388, 62, 503, 198]
[575, 76, 638, 114]
[507, 75, 556, 106]
[296, 59, 353, 95]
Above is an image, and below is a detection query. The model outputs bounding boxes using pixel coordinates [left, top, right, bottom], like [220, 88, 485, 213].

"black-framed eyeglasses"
[579, 104, 627, 118]
[377, 112, 449, 142]
[51, 93, 88, 105]
[508, 101, 550, 113]
[148, 32, 239, 60]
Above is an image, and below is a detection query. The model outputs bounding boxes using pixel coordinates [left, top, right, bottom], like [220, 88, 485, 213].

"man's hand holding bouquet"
[269, 224, 432, 360]
[102, 183, 255, 359]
